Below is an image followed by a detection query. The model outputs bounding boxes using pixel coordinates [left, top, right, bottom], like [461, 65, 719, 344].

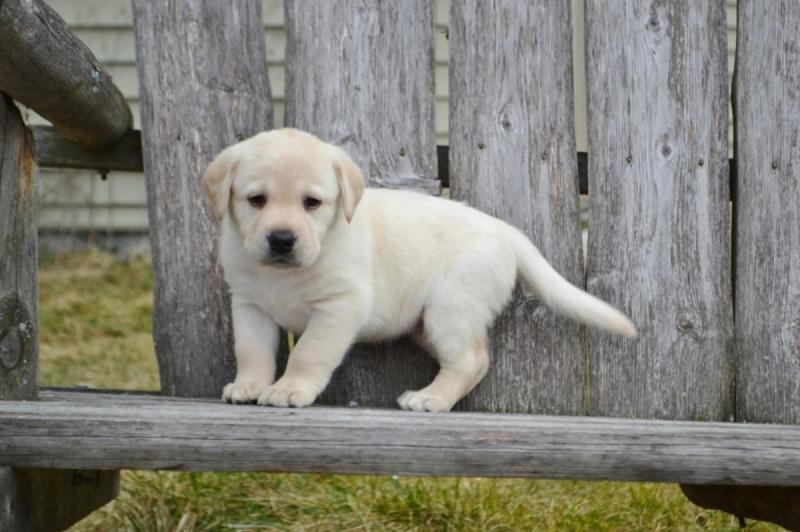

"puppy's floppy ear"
[203, 145, 239, 220]
[332, 148, 365, 223]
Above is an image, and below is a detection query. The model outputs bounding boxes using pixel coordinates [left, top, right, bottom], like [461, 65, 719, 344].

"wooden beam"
[449, 0, 583, 414]
[585, 1, 734, 420]
[32, 133, 735, 202]
[31, 126, 142, 173]
[1, 95, 117, 532]
[734, 0, 800, 425]
[285, 1, 440, 406]
[132, 0, 273, 397]
[0, 389, 799, 486]
[0, 0, 132, 149]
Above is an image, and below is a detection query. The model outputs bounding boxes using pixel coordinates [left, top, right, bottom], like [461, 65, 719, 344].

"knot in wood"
[0, 294, 34, 373]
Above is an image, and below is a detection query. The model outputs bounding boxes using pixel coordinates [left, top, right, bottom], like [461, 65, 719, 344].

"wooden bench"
[1, 1, 798, 530]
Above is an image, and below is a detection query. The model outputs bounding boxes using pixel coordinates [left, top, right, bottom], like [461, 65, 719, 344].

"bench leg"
[1, 94, 121, 530]
[681, 484, 800, 530]
[1, 468, 119, 532]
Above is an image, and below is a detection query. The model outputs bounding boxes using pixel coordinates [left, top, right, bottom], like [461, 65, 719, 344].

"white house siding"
[33, 0, 737, 243]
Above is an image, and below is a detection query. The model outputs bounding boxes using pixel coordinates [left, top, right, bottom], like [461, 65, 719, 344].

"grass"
[36, 250, 779, 531]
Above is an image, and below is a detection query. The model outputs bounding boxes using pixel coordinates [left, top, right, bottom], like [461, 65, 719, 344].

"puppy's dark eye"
[303, 196, 322, 210]
[248, 194, 267, 209]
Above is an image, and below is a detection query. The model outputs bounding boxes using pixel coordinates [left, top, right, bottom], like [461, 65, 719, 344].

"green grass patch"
[37, 250, 778, 531]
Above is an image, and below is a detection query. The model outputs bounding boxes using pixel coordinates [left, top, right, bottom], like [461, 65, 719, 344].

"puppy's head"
[204, 128, 364, 269]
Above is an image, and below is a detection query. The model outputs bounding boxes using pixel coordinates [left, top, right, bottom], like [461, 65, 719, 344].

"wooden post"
[584, 0, 734, 420]
[734, 0, 800, 425]
[0, 0, 132, 149]
[284, 0, 440, 407]
[448, 0, 584, 414]
[0, 94, 117, 532]
[131, 0, 273, 397]
[684, 2, 800, 525]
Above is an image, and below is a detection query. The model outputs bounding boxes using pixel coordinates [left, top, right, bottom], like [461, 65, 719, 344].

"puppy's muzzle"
[267, 230, 297, 255]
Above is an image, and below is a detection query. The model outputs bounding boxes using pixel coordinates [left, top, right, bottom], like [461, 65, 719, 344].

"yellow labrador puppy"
[204, 128, 635, 412]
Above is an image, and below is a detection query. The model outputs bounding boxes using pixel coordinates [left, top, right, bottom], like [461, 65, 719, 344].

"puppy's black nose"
[268, 230, 296, 254]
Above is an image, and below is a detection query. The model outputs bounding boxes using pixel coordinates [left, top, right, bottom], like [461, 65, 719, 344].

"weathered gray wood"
[0, 390, 799, 485]
[734, 0, 800, 425]
[284, 0, 440, 407]
[0, 94, 37, 402]
[0, 96, 117, 532]
[132, 0, 273, 397]
[0, 0, 132, 149]
[585, 1, 734, 420]
[681, 485, 800, 531]
[31, 126, 143, 173]
[1, 468, 118, 532]
[448, 1, 583, 414]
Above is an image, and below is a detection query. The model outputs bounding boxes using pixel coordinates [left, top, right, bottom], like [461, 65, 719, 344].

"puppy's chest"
[232, 275, 313, 334]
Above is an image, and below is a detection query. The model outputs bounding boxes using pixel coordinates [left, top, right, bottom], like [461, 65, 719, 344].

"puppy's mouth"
[261, 254, 301, 269]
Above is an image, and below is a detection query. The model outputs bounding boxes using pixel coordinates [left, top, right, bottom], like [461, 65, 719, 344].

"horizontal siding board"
[48, 0, 284, 27]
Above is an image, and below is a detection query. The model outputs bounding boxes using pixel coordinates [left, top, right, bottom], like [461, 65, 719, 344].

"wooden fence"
[1, 0, 799, 530]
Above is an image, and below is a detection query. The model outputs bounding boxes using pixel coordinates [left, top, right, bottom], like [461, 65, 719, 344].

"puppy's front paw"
[222, 381, 269, 404]
[257, 379, 317, 408]
[397, 390, 453, 412]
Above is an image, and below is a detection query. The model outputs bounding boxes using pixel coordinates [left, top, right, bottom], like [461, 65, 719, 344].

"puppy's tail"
[511, 230, 637, 337]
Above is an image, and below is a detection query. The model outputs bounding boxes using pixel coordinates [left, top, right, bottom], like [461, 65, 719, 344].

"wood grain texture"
[0, 94, 37, 402]
[0, 390, 799, 485]
[0, 468, 118, 532]
[285, 0, 438, 193]
[0, 0, 132, 149]
[449, 0, 584, 414]
[734, 0, 800, 424]
[31, 126, 143, 173]
[0, 97, 117, 532]
[284, 0, 440, 407]
[585, 0, 734, 420]
[132, 0, 273, 397]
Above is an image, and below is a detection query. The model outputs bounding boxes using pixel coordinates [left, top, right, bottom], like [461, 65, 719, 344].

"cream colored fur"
[204, 128, 636, 412]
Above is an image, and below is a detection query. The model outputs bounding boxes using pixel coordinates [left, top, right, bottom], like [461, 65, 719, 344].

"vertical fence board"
[585, 1, 733, 420]
[735, 0, 800, 424]
[0, 94, 116, 532]
[0, 95, 37, 402]
[449, 0, 584, 414]
[132, 0, 273, 397]
[285, 0, 439, 407]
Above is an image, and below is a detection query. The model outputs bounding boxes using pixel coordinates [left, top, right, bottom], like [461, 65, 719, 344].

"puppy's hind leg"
[399, 325, 490, 413]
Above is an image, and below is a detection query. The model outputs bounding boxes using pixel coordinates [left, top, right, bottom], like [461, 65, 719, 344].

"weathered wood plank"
[0, 390, 799, 485]
[0, 96, 117, 532]
[0, 0, 132, 149]
[585, 1, 734, 420]
[285, 0, 439, 193]
[449, 1, 583, 414]
[132, 0, 273, 397]
[734, 0, 800, 424]
[0, 94, 37, 402]
[28, 136, 736, 200]
[284, 0, 439, 407]
[31, 126, 143, 173]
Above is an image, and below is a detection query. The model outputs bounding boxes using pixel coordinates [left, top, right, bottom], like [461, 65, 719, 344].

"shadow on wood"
[681, 484, 800, 531]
